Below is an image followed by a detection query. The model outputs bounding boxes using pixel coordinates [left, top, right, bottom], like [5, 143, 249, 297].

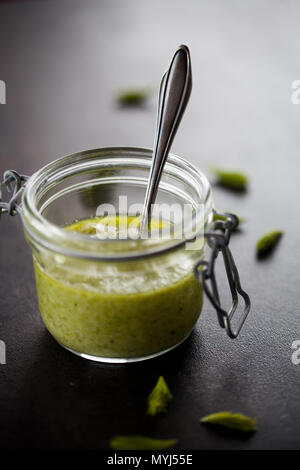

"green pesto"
[34, 216, 203, 359]
[147, 376, 173, 416]
[110, 436, 178, 450]
[201, 412, 257, 432]
[256, 230, 283, 256]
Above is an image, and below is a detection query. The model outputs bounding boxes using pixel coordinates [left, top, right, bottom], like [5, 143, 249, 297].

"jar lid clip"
[0, 170, 29, 218]
[194, 210, 251, 338]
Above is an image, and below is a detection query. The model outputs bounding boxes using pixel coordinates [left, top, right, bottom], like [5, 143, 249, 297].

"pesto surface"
[34, 216, 203, 359]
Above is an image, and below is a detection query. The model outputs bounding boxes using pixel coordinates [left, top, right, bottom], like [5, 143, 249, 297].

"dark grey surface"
[0, 0, 299, 450]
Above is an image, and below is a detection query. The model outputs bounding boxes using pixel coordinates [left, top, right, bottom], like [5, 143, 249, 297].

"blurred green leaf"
[116, 89, 149, 106]
[210, 167, 248, 191]
[147, 376, 173, 416]
[109, 435, 178, 450]
[201, 412, 257, 432]
[256, 230, 283, 257]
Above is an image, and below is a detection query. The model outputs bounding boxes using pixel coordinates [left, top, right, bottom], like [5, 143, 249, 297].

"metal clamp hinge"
[194, 210, 251, 338]
[0, 170, 29, 218]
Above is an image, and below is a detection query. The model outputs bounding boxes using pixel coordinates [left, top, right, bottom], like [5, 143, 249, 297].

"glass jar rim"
[22, 146, 213, 261]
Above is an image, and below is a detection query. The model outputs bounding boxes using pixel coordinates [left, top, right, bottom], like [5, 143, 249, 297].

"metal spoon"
[139, 44, 192, 236]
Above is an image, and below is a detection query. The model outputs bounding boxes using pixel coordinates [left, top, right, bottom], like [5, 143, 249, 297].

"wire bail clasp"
[0, 170, 29, 218]
[194, 210, 251, 338]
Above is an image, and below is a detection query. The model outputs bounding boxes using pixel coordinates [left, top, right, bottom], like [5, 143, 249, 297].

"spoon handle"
[140, 45, 192, 235]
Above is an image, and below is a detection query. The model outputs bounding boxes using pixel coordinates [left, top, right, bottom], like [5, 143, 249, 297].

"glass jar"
[20, 147, 213, 363]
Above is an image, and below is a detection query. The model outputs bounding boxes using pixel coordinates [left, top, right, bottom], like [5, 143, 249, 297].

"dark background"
[0, 0, 299, 450]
